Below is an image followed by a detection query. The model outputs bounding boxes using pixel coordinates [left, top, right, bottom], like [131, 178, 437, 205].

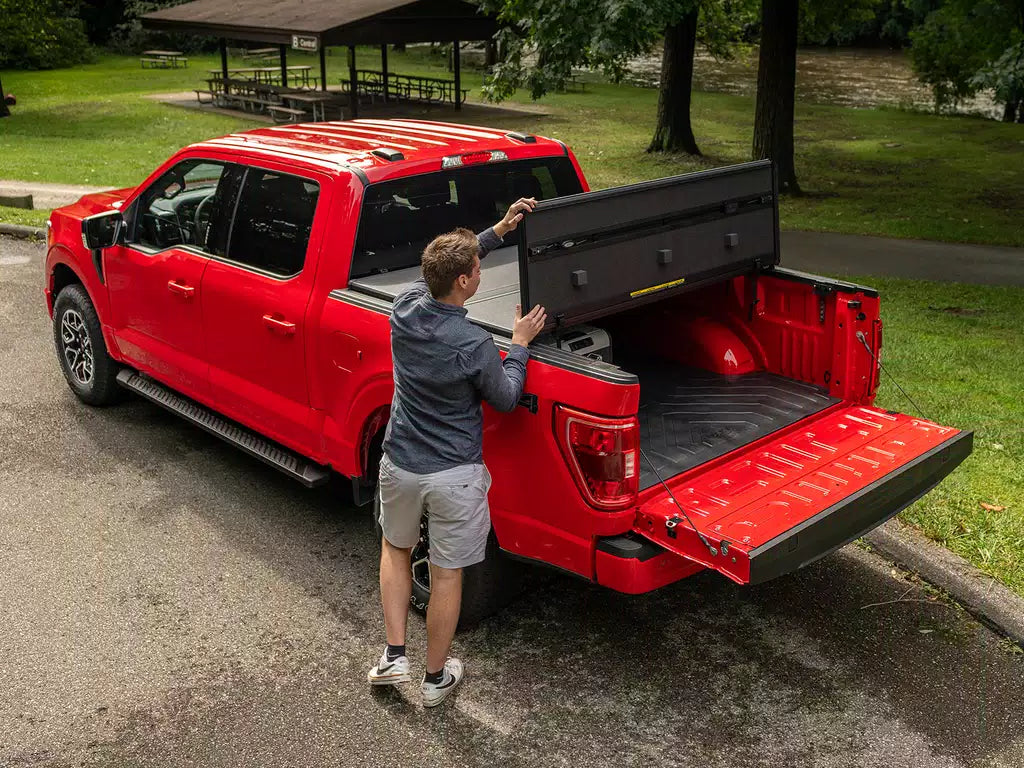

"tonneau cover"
[518, 160, 779, 330]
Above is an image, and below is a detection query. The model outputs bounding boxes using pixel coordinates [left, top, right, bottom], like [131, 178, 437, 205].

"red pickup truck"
[46, 119, 972, 621]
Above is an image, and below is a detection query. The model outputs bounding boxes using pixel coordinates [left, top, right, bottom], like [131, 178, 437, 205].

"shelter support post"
[454, 39, 461, 110]
[348, 46, 358, 119]
[280, 44, 288, 87]
[380, 44, 389, 103]
[219, 38, 228, 81]
[320, 46, 327, 92]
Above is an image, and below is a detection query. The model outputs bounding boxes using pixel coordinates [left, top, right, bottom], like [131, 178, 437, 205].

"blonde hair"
[421, 228, 479, 298]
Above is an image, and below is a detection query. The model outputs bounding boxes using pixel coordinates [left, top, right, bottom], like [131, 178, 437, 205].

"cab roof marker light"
[370, 147, 405, 162]
[441, 150, 509, 169]
[506, 131, 537, 144]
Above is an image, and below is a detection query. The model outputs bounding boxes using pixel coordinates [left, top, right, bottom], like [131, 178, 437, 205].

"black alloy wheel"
[52, 284, 124, 406]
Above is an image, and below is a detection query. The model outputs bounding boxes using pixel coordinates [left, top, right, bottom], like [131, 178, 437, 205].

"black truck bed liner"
[626, 356, 840, 490]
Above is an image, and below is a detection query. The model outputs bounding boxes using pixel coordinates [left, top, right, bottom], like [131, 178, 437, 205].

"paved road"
[781, 231, 1024, 287]
[2, 236, 1022, 768]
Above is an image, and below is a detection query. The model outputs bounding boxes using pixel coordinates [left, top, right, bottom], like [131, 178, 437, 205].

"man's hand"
[512, 303, 547, 347]
[493, 197, 536, 239]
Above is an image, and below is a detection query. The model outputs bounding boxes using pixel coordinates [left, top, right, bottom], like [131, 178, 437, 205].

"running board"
[116, 370, 330, 488]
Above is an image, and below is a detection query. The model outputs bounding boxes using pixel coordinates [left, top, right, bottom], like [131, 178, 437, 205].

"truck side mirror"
[82, 211, 123, 250]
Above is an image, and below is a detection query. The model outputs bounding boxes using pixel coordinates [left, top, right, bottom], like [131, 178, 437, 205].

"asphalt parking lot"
[2, 234, 1023, 768]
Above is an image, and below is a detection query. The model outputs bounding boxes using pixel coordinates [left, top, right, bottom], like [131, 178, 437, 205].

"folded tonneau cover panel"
[519, 160, 779, 330]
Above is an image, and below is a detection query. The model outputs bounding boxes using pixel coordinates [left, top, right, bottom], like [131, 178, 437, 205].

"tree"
[752, 0, 801, 193]
[481, 1, 756, 156]
[0, 75, 9, 118]
[0, 0, 93, 69]
[972, 41, 1024, 121]
[648, 9, 701, 153]
[909, 1, 1024, 121]
[752, 0, 881, 195]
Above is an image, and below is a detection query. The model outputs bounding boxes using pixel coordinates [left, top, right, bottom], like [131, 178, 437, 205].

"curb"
[864, 519, 1024, 647]
[0, 223, 46, 239]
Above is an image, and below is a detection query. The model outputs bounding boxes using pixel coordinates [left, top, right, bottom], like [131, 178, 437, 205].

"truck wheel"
[372, 488, 527, 629]
[52, 284, 124, 406]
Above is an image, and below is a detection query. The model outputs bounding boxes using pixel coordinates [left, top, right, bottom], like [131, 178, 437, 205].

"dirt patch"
[973, 188, 1024, 212]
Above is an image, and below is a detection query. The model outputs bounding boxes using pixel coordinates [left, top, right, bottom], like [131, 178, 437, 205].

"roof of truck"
[193, 119, 567, 182]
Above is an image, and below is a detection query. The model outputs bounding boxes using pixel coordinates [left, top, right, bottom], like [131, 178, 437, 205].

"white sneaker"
[367, 650, 411, 686]
[421, 658, 464, 708]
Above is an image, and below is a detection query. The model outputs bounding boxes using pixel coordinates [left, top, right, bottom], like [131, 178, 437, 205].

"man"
[367, 197, 546, 708]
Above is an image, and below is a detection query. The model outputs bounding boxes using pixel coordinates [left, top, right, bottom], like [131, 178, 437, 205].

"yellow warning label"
[630, 277, 687, 298]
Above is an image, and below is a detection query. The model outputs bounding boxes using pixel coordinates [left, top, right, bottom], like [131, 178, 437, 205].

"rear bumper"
[747, 430, 974, 584]
[594, 533, 704, 594]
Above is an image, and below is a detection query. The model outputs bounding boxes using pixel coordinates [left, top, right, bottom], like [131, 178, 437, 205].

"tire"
[372, 487, 532, 629]
[52, 284, 125, 406]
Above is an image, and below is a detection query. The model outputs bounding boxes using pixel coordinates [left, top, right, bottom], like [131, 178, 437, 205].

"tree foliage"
[479, 0, 756, 101]
[909, 0, 1024, 113]
[0, 0, 93, 69]
[109, 0, 215, 53]
[799, 0, 884, 45]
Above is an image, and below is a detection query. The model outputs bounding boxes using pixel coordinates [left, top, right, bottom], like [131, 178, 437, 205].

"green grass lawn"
[2, 49, 1022, 593]
[0, 206, 49, 228]
[846, 277, 1024, 595]
[2, 47, 1023, 244]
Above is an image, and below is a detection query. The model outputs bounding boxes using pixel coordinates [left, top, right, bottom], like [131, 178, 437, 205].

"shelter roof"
[141, 0, 498, 46]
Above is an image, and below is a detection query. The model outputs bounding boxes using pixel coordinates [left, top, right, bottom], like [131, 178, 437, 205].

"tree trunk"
[753, 0, 800, 194]
[1002, 99, 1017, 122]
[0, 75, 10, 118]
[647, 11, 700, 154]
[392, 42, 406, 53]
[485, 39, 498, 68]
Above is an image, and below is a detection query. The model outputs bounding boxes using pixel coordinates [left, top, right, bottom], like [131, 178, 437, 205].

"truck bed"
[348, 245, 520, 335]
[626, 356, 839, 490]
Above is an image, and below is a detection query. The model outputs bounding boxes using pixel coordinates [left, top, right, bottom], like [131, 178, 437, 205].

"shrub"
[0, 0, 95, 69]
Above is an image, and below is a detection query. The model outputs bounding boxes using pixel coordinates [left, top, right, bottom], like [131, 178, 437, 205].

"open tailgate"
[634, 405, 973, 585]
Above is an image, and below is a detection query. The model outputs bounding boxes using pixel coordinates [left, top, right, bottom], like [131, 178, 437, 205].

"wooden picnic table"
[281, 91, 347, 122]
[206, 65, 315, 88]
[141, 50, 188, 69]
[241, 47, 279, 64]
[340, 70, 467, 106]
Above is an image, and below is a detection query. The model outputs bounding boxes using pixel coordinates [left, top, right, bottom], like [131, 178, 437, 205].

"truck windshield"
[350, 156, 583, 279]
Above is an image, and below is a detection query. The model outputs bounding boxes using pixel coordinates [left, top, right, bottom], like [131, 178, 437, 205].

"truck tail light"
[441, 150, 508, 169]
[554, 405, 639, 511]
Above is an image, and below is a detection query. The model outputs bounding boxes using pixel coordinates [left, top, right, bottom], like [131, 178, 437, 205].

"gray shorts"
[377, 454, 493, 570]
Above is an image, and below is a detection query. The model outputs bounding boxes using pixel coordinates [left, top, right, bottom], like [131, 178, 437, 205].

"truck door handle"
[263, 314, 297, 335]
[167, 280, 195, 299]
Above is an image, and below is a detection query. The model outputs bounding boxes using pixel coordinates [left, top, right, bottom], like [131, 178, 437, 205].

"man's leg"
[380, 537, 412, 645]
[425, 564, 462, 674]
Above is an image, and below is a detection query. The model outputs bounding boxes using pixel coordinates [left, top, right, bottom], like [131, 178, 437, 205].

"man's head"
[421, 228, 481, 304]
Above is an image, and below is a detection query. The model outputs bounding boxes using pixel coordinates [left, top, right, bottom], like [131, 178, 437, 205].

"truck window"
[227, 169, 320, 278]
[350, 157, 583, 279]
[128, 159, 242, 255]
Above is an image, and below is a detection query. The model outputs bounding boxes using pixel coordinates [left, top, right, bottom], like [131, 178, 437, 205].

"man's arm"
[466, 340, 530, 413]
[478, 197, 537, 260]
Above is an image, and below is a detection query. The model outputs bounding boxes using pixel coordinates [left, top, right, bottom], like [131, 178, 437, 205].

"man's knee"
[429, 563, 463, 585]
[382, 536, 413, 556]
